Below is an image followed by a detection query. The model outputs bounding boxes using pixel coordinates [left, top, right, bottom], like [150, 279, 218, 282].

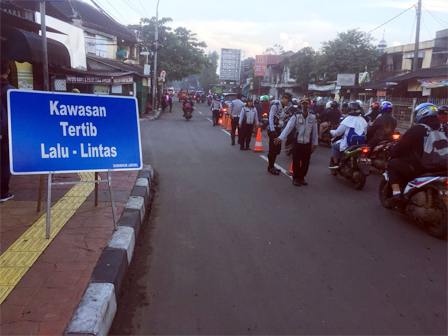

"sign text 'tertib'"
[7, 90, 142, 174]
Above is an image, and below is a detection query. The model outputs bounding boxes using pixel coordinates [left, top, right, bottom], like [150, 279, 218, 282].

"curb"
[65, 165, 155, 336]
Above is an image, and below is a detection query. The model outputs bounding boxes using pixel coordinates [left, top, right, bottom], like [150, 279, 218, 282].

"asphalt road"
[110, 102, 447, 335]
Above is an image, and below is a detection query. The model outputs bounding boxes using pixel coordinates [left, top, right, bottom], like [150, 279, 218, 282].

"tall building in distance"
[219, 48, 242, 84]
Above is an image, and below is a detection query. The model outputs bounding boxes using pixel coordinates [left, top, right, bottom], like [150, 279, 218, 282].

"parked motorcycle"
[330, 138, 371, 190]
[379, 171, 448, 238]
[369, 132, 401, 172]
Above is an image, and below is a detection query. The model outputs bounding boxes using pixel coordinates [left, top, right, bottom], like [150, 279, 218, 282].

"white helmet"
[269, 95, 274, 101]
[316, 96, 322, 102]
[326, 101, 332, 109]
[356, 99, 363, 107]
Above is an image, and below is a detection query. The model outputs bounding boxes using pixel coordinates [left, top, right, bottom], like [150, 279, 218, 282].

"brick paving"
[0, 170, 138, 335]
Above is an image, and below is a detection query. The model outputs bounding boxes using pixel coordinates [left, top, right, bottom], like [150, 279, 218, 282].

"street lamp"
[152, 0, 160, 113]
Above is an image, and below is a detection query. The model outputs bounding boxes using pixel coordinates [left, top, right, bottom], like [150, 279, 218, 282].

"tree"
[198, 51, 220, 92]
[311, 29, 380, 80]
[129, 17, 208, 81]
[264, 44, 284, 55]
[289, 47, 316, 90]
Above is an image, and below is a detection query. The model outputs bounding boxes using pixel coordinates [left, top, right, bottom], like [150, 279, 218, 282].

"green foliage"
[310, 29, 380, 80]
[129, 17, 208, 81]
[198, 51, 220, 92]
[289, 47, 316, 90]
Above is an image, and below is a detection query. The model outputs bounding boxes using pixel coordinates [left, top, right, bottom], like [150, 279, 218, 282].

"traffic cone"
[226, 116, 232, 131]
[221, 114, 227, 128]
[218, 117, 222, 125]
[235, 127, 238, 136]
[287, 161, 293, 176]
[253, 128, 264, 152]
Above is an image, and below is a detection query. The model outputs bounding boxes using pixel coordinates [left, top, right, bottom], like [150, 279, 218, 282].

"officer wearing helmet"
[366, 101, 397, 149]
[387, 103, 443, 202]
[329, 102, 368, 169]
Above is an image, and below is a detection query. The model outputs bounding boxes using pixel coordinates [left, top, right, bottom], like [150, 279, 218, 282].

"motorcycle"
[261, 112, 269, 130]
[369, 132, 400, 172]
[201, 95, 206, 104]
[207, 97, 212, 106]
[183, 103, 194, 121]
[196, 95, 200, 104]
[330, 137, 371, 190]
[379, 171, 448, 239]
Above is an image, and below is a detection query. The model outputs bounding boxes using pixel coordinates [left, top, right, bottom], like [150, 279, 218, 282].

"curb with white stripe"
[65, 165, 155, 336]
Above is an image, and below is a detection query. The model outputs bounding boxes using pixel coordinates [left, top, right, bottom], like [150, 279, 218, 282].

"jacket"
[211, 100, 222, 111]
[229, 99, 244, 117]
[331, 115, 367, 152]
[279, 111, 318, 145]
[269, 101, 292, 131]
[239, 106, 259, 125]
[367, 113, 397, 140]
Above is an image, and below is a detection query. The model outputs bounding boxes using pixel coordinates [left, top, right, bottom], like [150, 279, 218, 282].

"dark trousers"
[231, 117, 240, 143]
[293, 142, 312, 179]
[212, 110, 220, 125]
[169, 101, 172, 112]
[387, 157, 421, 187]
[241, 123, 254, 149]
[267, 128, 282, 168]
[0, 142, 11, 197]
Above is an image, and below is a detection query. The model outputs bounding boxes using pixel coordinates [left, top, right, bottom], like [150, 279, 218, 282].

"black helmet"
[247, 97, 253, 102]
[254, 99, 260, 104]
[438, 105, 448, 115]
[330, 101, 339, 108]
[348, 102, 363, 116]
[282, 92, 293, 101]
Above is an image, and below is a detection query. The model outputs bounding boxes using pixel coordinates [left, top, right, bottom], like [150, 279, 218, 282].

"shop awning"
[1, 25, 70, 67]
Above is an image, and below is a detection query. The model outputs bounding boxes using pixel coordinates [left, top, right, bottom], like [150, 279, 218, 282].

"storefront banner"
[254, 55, 267, 77]
[67, 76, 111, 84]
[337, 74, 356, 86]
[308, 83, 336, 91]
[421, 78, 448, 88]
[113, 76, 134, 84]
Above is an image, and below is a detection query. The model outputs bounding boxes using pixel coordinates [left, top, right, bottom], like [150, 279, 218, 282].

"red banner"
[254, 55, 267, 77]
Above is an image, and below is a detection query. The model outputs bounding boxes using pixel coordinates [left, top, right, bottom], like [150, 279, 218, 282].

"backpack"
[421, 124, 448, 171]
[346, 127, 366, 146]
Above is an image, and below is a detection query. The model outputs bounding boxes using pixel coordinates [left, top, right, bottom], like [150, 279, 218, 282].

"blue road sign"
[8, 90, 142, 174]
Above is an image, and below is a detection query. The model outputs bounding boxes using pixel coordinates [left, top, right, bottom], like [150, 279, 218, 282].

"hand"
[312, 145, 317, 153]
[274, 138, 282, 145]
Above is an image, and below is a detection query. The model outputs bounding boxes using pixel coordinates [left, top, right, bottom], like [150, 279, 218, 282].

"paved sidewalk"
[0, 170, 138, 335]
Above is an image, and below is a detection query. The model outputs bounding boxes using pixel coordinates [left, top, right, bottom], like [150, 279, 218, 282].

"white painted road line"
[198, 111, 203, 114]
[222, 130, 231, 136]
[206, 118, 213, 123]
[259, 155, 292, 179]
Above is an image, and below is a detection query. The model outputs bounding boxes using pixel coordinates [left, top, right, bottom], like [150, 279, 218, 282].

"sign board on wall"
[337, 74, 356, 86]
[93, 85, 110, 95]
[8, 90, 142, 174]
[422, 87, 431, 96]
[421, 78, 448, 88]
[67, 76, 111, 85]
[16, 62, 33, 90]
[377, 90, 387, 97]
[254, 55, 267, 77]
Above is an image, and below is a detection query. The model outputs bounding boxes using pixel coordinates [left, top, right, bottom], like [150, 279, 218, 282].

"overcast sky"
[93, 0, 448, 58]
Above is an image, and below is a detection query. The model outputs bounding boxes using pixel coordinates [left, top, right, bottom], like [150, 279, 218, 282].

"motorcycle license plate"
[358, 158, 371, 164]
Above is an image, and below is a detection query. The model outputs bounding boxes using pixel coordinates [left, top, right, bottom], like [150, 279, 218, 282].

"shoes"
[240, 147, 246, 151]
[392, 194, 402, 204]
[231, 140, 235, 146]
[246, 147, 251, 151]
[329, 164, 339, 169]
[0, 192, 14, 202]
[268, 167, 280, 175]
[298, 177, 308, 186]
[275, 168, 281, 173]
[292, 179, 301, 186]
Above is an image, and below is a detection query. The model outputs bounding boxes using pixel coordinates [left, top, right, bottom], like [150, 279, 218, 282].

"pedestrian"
[267, 92, 293, 175]
[211, 94, 222, 126]
[1, 59, 15, 201]
[239, 98, 259, 150]
[167, 92, 173, 113]
[161, 92, 168, 113]
[274, 98, 318, 186]
[228, 93, 245, 145]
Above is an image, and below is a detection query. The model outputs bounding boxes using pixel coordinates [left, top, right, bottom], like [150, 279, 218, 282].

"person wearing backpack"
[211, 95, 222, 126]
[1, 59, 15, 202]
[329, 102, 368, 169]
[387, 103, 446, 202]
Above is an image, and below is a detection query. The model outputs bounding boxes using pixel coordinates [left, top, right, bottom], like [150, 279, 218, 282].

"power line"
[138, 0, 150, 17]
[367, 4, 416, 34]
[423, 5, 448, 27]
[89, 0, 117, 22]
[408, 10, 417, 44]
[105, 0, 130, 24]
[123, 0, 146, 18]
[421, 11, 433, 39]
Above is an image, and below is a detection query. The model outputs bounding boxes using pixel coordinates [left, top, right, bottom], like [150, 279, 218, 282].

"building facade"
[219, 48, 241, 90]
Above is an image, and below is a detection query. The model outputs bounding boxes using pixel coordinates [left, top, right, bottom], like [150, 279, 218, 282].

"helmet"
[356, 99, 363, 107]
[241, 97, 247, 103]
[379, 101, 393, 113]
[254, 99, 260, 104]
[269, 95, 274, 101]
[326, 101, 332, 109]
[330, 101, 339, 108]
[247, 97, 253, 102]
[316, 96, 322, 102]
[72, 88, 80, 93]
[438, 105, 448, 115]
[261, 95, 269, 102]
[348, 102, 363, 116]
[292, 98, 298, 104]
[342, 101, 349, 107]
[300, 98, 310, 105]
[371, 102, 380, 109]
[414, 103, 438, 124]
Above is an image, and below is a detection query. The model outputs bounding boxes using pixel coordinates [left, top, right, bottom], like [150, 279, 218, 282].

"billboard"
[337, 74, 356, 87]
[8, 90, 142, 174]
[254, 55, 267, 77]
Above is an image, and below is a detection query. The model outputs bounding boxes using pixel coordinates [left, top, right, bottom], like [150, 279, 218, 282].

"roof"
[266, 55, 284, 65]
[0, 0, 72, 22]
[52, 0, 138, 43]
[86, 55, 145, 76]
[390, 66, 448, 82]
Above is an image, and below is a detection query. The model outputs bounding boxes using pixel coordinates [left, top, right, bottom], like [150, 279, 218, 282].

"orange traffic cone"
[221, 114, 227, 128]
[218, 117, 222, 125]
[226, 116, 232, 131]
[253, 128, 264, 152]
[235, 127, 238, 136]
[287, 161, 293, 175]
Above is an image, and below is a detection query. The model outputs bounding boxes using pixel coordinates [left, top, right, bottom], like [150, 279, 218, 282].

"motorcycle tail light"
[362, 147, 370, 154]
[392, 133, 400, 140]
[223, 108, 228, 112]
[263, 113, 268, 117]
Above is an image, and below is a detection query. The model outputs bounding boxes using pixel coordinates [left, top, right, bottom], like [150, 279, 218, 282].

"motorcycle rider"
[387, 103, 442, 202]
[211, 94, 223, 126]
[267, 92, 293, 175]
[228, 93, 245, 145]
[438, 105, 448, 136]
[329, 102, 368, 168]
[182, 95, 194, 117]
[239, 98, 259, 150]
[366, 101, 397, 149]
[274, 98, 318, 186]
[368, 102, 381, 124]
[341, 101, 349, 117]
[319, 101, 341, 139]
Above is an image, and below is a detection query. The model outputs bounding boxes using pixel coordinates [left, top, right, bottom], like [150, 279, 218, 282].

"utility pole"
[152, 0, 160, 112]
[413, 0, 422, 72]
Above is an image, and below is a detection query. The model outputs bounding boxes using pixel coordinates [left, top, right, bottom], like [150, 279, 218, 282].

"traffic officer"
[210, 95, 222, 126]
[228, 93, 245, 145]
[267, 92, 293, 175]
[239, 98, 259, 150]
[275, 98, 318, 186]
